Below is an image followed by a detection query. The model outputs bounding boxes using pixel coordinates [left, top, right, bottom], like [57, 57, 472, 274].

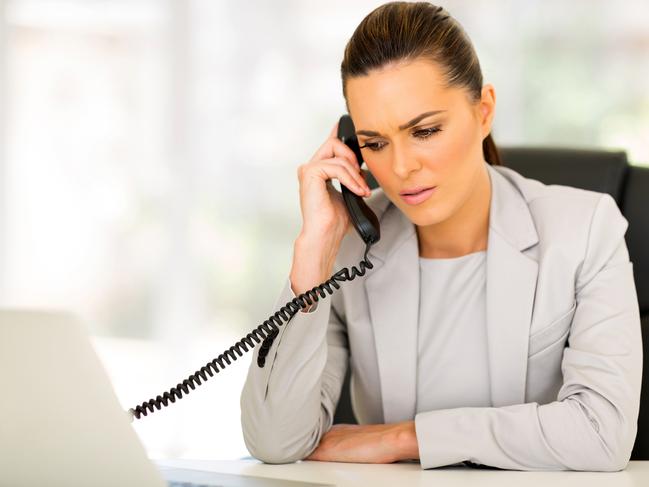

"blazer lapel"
[364, 204, 419, 424]
[484, 163, 539, 407]
[364, 161, 539, 424]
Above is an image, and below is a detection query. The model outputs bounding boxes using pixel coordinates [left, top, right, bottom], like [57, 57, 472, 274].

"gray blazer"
[240, 161, 643, 471]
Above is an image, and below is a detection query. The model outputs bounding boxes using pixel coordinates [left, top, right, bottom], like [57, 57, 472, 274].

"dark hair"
[340, 1, 502, 166]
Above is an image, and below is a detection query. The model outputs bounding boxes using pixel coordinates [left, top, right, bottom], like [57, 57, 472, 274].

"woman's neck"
[416, 162, 492, 259]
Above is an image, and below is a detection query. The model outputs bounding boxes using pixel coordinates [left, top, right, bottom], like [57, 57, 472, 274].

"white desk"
[155, 458, 649, 486]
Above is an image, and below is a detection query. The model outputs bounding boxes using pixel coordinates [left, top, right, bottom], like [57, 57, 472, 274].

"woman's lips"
[400, 186, 436, 205]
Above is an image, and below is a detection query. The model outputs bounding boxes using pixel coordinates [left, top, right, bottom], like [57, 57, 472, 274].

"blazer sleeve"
[414, 193, 643, 471]
[239, 268, 349, 464]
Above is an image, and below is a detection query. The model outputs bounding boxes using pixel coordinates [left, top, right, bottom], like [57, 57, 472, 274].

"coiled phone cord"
[127, 242, 374, 421]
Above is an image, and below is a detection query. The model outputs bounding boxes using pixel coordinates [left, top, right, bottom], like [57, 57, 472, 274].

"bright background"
[0, 0, 647, 460]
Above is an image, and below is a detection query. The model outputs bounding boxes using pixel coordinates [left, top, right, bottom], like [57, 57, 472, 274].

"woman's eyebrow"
[355, 110, 447, 137]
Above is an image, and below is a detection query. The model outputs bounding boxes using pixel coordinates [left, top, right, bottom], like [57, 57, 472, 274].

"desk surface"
[155, 458, 649, 487]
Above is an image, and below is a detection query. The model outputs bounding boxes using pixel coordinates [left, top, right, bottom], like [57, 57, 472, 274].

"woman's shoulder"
[495, 165, 630, 280]
[494, 164, 612, 211]
[493, 166, 624, 223]
[493, 164, 628, 239]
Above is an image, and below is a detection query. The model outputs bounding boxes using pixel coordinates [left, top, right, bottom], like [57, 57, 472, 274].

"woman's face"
[345, 58, 496, 227]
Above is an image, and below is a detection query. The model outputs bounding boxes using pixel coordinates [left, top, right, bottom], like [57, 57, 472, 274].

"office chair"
[333, 146, 649, 461]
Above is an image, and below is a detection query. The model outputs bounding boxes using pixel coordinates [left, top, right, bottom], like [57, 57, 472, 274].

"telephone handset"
[128, 114, 381, 421]
[337, 114, 381, 247]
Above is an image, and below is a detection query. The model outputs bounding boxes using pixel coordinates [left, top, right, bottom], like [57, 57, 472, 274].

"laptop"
[0, 309, 332, 487]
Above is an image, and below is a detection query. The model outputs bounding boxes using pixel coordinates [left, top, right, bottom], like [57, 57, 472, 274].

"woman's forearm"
[304, 421, 420, 464]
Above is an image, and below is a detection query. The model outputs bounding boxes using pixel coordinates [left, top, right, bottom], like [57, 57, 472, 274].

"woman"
[240, 2, 642, 471]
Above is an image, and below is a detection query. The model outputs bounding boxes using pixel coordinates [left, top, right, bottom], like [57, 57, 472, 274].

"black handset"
[127, 114, 381, 421]
[337, 114, 381, 246]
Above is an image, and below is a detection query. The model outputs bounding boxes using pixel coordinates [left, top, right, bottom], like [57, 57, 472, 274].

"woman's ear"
[479, 83, 496, 139]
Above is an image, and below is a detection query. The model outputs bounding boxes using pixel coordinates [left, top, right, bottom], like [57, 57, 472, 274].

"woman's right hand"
[290, 120, 373, 297]
[296, 119, 372, 241]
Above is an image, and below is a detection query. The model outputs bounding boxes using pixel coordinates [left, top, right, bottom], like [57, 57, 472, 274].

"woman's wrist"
[291, 232, 338, 291]
[394, 420, 420, 461]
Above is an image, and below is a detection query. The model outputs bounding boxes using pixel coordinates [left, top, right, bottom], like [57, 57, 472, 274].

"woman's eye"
[359, 126, 442, 153]
[414, 126, 442, 139]
[361, 141, 386, 152]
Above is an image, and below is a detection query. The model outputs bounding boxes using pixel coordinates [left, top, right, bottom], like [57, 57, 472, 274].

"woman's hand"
[304, 421, 419, 464]
[297, 120, 372, 241]
[290, 120, 373, 296]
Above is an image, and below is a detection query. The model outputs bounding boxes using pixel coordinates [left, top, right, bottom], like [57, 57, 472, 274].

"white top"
[416, 250, 491, 413]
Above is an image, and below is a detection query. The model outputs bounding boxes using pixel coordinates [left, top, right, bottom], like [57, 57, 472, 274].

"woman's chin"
[402, 204, 448, 227]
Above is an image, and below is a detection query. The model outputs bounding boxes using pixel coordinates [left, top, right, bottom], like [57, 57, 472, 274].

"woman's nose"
[391, 145, 421, 179]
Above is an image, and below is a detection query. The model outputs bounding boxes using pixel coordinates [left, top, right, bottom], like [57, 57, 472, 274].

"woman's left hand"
[304, 421, 417, 464]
